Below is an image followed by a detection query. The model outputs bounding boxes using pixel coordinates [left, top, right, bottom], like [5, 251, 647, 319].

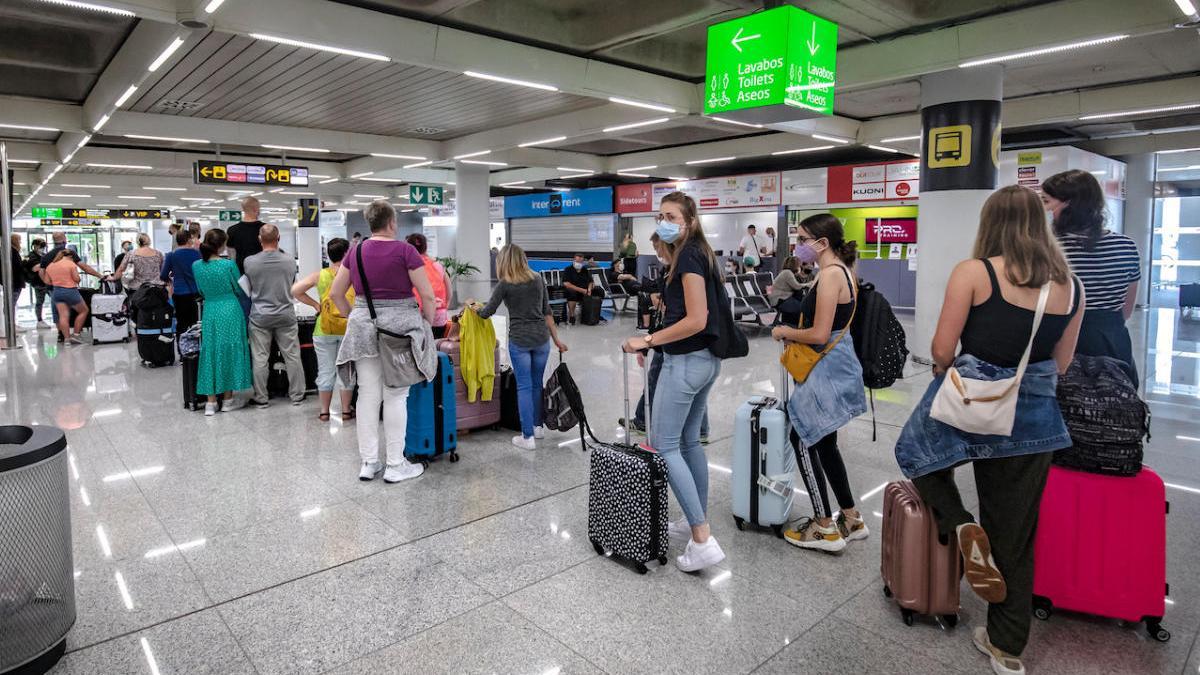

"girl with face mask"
[622, 191, 725, 572]
[770, 213, 869, 553]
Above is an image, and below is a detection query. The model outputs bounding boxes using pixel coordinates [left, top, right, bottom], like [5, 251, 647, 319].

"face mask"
[1045, 210, 1056, 225]
[573, 262, 583, 270]
[794, 241, 821, 265]
[655, 220, 681, 244]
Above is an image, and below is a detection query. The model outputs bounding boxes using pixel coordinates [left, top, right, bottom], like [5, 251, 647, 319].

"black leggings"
[793, 430, 855, 519]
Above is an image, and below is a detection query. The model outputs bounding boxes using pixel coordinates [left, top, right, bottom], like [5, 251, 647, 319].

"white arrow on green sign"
[704, 5, 838, 121]
[409, 184, 444, 206]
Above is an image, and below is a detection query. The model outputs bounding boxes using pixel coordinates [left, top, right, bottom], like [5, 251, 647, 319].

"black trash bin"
[0, 425, 73, 675]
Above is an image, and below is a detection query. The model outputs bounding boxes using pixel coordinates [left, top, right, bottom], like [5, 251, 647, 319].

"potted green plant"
[436, 256, 481, 309]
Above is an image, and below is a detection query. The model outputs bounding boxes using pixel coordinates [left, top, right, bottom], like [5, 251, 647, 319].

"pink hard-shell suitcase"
[1032, 465, 1171, 642]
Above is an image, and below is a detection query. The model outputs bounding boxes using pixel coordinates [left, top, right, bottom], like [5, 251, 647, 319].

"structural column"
[454, 163, 492, 305]
[1122, 153, 1155, 308]
[913, 66, 1003, 361]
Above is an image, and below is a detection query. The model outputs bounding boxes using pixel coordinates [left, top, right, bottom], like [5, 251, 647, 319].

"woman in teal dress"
[192, 228, 253, 415]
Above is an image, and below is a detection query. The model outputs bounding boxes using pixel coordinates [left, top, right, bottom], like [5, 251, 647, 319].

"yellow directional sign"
[927, 125, 972, 169]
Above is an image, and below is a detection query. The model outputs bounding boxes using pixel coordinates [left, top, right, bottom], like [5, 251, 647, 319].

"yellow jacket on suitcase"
[458, 308, 496, 402]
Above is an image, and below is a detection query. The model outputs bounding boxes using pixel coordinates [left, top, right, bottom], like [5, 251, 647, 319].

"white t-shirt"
[739, 234, 764, 257]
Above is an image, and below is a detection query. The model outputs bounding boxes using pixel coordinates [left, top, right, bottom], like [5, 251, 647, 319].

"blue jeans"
[635, 350, 708, 435]
[509, 340, 551, 438]
[649, 349, 721, 526]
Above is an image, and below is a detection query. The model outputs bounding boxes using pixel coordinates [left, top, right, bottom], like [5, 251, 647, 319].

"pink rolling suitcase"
[1032, 465, 1171, 642]
[437, 339, 501, 431]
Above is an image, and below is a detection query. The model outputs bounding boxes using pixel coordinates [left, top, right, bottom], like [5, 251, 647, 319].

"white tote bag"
[930, 282, 1050, 437]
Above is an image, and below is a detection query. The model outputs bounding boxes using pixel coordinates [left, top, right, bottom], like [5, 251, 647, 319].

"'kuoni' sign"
[652, 172, 781, 210]
[827, 160, 919, 203]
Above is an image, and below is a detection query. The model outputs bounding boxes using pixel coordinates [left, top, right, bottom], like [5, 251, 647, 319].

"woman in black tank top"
[771, 214, 868, 554]
[895, 186, 1084, 674]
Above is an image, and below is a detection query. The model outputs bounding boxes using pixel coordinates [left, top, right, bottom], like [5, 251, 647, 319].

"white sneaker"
[220, 397, 246, 412]
[973, 627, 1026, 675]
[383, 460, 424, 483]
[667, 517, 691, 538]
[203, 402, 217, 416]
[37, 321, 49, 328]
[676, 536, 725, 572]
[358, 461, 383, 481]
[533, 426, 545, 439]
[511, 435, 536, 450]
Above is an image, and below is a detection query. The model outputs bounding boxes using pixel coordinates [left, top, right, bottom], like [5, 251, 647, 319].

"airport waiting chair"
[735, 274, 774, 323]
[589, 268, 632, 313]
[724, 278, 758, 324]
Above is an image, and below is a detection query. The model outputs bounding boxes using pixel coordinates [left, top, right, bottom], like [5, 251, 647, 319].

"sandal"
[318, 412, 330, 422]
[341, 411, 356, 421]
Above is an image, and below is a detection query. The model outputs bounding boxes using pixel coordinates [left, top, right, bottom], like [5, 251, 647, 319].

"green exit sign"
[409, 184, 444, 206]
[704, 6, 838, 123]
[32, 206, 63, 218]
[219, 210, 241, 221]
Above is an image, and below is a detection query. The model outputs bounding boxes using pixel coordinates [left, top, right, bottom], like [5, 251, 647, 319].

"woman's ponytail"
[836, 240, 858, 267]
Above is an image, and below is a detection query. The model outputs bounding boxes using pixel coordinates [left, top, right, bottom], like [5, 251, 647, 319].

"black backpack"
[1054, 355, 1149, 477]
[849, 282, 908, 389]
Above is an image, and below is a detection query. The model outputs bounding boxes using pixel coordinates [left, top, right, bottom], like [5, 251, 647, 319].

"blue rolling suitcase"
[731, 362, 795, 537]
[405, 352, 458, 464]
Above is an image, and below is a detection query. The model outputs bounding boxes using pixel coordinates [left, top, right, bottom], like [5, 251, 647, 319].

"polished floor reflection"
[1, 305, 1197, 674]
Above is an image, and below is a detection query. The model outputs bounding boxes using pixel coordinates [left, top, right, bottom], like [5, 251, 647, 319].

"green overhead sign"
[704, 5, 838, 121]
[219, 210, 241, 221]
[409, 184, 444, 206]
[31, 207, 62, 218]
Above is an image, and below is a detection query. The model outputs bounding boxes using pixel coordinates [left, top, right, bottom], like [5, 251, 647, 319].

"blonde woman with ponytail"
[771, 213, 868, 553]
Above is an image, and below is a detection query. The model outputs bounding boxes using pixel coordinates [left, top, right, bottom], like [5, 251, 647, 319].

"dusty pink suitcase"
[437, 338, 501, 431]
[1032, 465, 1171, 642]
[880, 481, 962, 627]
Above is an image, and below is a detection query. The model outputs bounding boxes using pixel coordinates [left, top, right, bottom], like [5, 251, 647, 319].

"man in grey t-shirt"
[242, 224, 305, 406]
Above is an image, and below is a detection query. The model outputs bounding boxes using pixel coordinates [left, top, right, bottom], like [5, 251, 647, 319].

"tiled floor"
[2, 305, 1198, 675]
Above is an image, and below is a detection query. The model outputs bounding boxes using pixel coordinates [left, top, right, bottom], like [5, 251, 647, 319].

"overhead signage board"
[40, 219, 86, 227]
[194, 160, 309, 187]
[219, 210, 241, 221]
[505, 186, 613, 219]
[427, 197, 505, 219]
[409, 184, 444, 206]
[297, 199, 320, 228]
[62, 208, 170, 219]
[615, 183, 655, 214]
[32, 207, 62, 218]
[703, 5, 837, 123]
[651, 173, 781, 210]
[826, 160, 919, 203]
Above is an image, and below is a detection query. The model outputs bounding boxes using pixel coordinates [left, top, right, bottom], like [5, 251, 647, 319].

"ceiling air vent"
[406, 126, 445, 136]
[154, 100, 205, 111]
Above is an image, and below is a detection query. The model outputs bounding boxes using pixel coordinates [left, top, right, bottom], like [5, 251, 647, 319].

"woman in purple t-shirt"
[331, 200, 437, 485]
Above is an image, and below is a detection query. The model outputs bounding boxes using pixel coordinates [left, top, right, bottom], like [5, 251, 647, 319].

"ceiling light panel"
[250, 33, 390, 61]
[709, 116, 763, 129]
[960, 34, 1128, 68]
[0, 123, 59, 132]
[603, 117, 671, 133]
[771, 145, 835, 155]
[1079, 102, 1200, 120]
[608, 97, 676, 113]
[36, 0, 133, 16]
[460, 160, 507, 166]
[518, 136, 568, 148]
[811, 133, 850, 144]
[880, 135, 920, 143]
[685, 156, 735, 165]
[370, 153, 426, 160]
[148, 37, 185, 73]
[126, 134, 210, 144]
[454, 150, 491, 160]
[87, 163, 152, 170]
[464, 71, 558, 92]
[262, 144, 329, 153]
[114, 85, 138, 108]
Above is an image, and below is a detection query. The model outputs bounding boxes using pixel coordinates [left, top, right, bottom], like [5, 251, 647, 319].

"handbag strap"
[1012, 281, 1052, 384]
[816, 265, 857, 358]
[354, 241, 377, 320]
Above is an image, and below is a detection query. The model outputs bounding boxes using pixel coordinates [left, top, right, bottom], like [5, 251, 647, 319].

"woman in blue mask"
[622, 191, 725, 572]
[770, 213, 868, 553]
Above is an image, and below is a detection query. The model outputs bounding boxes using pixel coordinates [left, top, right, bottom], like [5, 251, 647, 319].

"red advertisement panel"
[615, 183, 655, 214]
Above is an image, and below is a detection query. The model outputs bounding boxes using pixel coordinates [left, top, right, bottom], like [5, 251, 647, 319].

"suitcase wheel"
[733, 516, 745, 531]
[1032, 595, 1052, 621]
[658, 556, 668, 566]
[883, 585, 892, 599]
[772, 524, 784, 539]
[900, 608, 914, 626]
[448, 452, 459, 463]
[123, 337, 130, 343]
[942, 614, 958, 628]
[591, 540, 605, 556]
[634, 562, 649, 575]
[1145, 619, 1170, 643]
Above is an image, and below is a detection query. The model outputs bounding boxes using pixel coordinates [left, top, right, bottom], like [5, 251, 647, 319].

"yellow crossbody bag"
[780, 274, 856, 384]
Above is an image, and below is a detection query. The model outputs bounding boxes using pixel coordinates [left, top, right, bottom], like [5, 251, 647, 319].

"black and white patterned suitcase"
[561, 350, 669, 573]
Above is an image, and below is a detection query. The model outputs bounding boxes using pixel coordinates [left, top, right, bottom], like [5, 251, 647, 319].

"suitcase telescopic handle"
[779, 343, 790, 403]
[621, 348, 653, 441]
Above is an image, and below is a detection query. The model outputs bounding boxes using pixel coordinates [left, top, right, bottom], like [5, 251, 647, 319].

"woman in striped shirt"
[1041, 169, 1140, 383]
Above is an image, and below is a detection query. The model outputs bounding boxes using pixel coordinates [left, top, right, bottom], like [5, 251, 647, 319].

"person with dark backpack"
[849, 280, 910, 439]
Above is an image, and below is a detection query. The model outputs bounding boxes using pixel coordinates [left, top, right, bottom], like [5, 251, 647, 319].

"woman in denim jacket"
[894, 186, 1083, 675]
[770, 213, 868, 554]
